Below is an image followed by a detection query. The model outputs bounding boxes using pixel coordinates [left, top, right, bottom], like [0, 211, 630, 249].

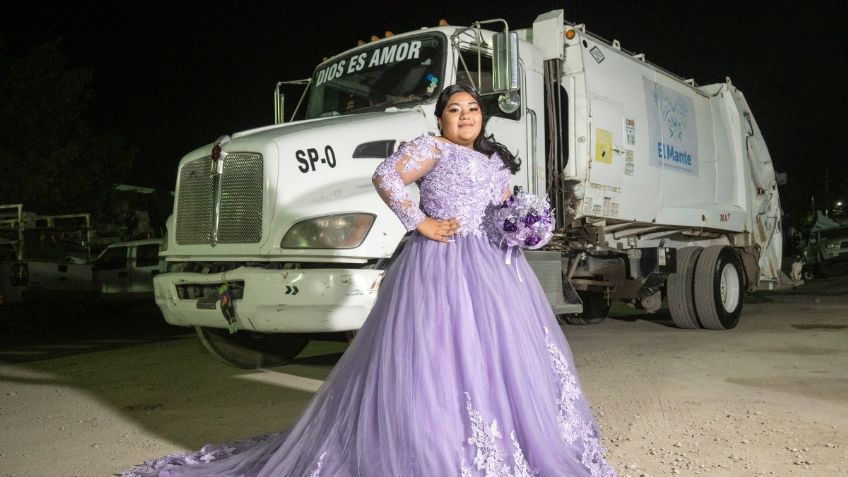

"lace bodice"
[373, 134, 511, 236]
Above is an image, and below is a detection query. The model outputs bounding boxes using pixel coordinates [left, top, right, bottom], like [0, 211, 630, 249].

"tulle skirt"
[124, 232, 616, 476]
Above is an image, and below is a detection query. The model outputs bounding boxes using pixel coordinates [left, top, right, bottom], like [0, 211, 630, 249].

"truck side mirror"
[274, 79, 311, 124]
[274, 82, 285, 124]
[492, 31, 520, 113]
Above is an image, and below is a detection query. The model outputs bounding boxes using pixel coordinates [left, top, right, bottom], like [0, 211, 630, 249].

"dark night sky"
[4, 1, 846, 211]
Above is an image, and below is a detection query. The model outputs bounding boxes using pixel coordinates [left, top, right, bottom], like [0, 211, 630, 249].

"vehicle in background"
[92, 238, 164, 300]
[803, 226, 848, 278]
[0, 204, 95, 304]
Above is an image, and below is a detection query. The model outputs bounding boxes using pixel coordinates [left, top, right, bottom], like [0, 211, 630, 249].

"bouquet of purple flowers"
[487, 192, 555, 250]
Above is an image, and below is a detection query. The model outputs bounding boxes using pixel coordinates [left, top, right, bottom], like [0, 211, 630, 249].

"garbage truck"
[153, 9, 785, 368]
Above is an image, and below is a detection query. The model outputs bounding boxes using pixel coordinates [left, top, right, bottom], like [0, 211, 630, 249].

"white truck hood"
[164, 109, 431, 261]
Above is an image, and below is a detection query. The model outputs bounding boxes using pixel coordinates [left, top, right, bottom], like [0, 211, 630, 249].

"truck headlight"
[281, 213, 375, 249]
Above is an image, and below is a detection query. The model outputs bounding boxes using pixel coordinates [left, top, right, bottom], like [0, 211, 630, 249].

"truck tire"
[693, 246, 744, 330]
[667, 246, 703, 329]
[563, 291, 609, 325]
[196, 326, 309, 369]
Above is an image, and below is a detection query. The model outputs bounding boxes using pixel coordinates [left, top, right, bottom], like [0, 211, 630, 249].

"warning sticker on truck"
[625, 149, 635, 176]
[625, 118, 636, 145]
[594, 128, 613, 165]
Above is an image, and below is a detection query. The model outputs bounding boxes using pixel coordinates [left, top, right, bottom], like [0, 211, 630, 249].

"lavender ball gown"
[123, 135, 616, 476]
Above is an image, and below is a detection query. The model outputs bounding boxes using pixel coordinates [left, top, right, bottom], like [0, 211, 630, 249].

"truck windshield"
[306, 35, 445, 119]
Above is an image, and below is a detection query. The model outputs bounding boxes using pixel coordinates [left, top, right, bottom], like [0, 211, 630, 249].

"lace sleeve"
[372, 135, 441, 231]
[494, 152, 512, 202]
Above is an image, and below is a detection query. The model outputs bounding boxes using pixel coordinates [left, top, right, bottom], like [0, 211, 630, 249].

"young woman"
[124, 84, 616, 476]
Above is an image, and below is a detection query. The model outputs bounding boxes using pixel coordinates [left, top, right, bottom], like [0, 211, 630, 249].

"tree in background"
[0, 39, 136, 217]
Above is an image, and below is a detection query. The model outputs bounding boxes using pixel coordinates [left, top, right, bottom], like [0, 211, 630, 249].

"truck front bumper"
[153, 267, 385, 333]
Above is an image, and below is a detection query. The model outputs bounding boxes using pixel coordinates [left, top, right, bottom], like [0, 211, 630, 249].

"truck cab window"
[306, 35, 445, 119]
[456, 49, 521, 121]
[94, 247, 128, 271]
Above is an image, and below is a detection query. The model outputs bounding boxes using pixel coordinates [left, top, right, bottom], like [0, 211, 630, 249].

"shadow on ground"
[0, 301, 191, 363]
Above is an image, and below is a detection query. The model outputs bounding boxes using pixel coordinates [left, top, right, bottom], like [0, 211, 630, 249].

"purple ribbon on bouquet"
[502, 242, 523, 283]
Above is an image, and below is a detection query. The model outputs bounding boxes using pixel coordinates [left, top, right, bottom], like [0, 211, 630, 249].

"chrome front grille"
[175, 153, 264, 245]
[217, 153, 264, 243]
[176, 157, 214, 244]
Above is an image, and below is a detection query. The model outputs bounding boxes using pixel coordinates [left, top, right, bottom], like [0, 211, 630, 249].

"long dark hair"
[434, 84, 521, 174]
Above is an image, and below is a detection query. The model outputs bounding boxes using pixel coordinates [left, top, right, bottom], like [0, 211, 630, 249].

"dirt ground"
[1, 277, 846, 477]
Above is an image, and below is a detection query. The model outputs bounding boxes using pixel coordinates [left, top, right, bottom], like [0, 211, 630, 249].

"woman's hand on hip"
[417, 217, 459, 243]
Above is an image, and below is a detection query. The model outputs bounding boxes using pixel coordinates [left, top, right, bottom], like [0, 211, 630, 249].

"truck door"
[26, 237, 92, 293]
[588, 97, 625, 190]
[93, 245, 130, 294]
[130, 243, 160, 294]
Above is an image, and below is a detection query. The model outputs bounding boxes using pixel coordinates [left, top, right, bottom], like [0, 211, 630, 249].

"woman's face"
[438, 91, 482, 148]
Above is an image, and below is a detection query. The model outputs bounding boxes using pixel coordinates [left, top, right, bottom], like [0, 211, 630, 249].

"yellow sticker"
[595, 128, 613, 165]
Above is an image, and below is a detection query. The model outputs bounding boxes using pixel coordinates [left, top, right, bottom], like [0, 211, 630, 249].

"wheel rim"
[719, 263, 740, 312]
